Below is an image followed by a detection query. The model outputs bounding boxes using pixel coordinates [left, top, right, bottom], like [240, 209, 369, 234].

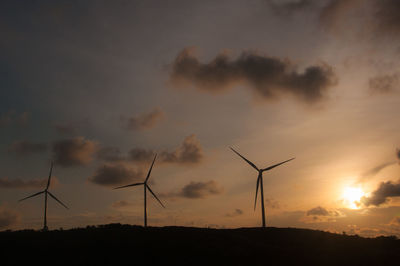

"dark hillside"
[1, 224, 399, 265]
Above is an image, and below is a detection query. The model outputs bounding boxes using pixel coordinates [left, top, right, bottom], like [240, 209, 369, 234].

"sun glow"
[342, 187, 365, 209]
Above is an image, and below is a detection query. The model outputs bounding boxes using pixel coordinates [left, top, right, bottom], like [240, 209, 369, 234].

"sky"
[1, 0, 400, 237]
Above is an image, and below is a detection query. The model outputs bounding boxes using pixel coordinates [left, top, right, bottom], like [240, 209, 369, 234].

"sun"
[342, 187, 365, 209]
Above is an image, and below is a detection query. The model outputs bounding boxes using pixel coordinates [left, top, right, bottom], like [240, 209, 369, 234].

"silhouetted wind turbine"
[114, 154, 165, 227]
[230, 147, 294, 228]
[19, 162, 69, 231]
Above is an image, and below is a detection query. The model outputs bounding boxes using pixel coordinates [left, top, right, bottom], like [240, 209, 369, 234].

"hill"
[1, 224, 400, 265]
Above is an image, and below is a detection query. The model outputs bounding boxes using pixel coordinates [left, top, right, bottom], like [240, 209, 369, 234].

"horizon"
[1, 0, 400, 239]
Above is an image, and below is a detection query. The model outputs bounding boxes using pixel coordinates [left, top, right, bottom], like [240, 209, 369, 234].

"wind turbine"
[230, 147, 294, 228]
[19, 162, 69, 231]
[114, 154, 165, 227]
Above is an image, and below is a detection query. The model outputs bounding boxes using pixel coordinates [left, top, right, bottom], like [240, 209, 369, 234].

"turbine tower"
[230, 147, 294, 228]
[19, 162, 69, 231]
[114, 154, 165, 227]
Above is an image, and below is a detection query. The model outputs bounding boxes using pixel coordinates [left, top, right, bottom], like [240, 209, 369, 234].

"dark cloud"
[358, 162, 395, 182]
[96, 147, 124, 162]
[95, 135, 203, 165]
[303, 206, 343, 223]
[0, 177, 57, 189]
[0, 207, 20, 229]
[128, 148, 155, 163]
[52, 137, 98, 167]
[265, 198, 281, 209]
[161, 180, 223, 200]
[361, 180, 400, 206]
[369, 73, 399, 95]
[226, 209, 244, 217]
[170, 48, 337, 104]
[306, 206, 330, 216]
[8, 140, 47, 156]
[89, 164, 143, 187]
[127, 134, 203, 165]
[267, 0, 316, 16]
[179, 180, 223, 199]
[160, 134, 203, 164]
[121, 108, 165, 131]
[396, 149, 400, 162]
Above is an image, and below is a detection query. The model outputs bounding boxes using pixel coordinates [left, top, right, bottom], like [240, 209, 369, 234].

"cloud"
[358, 162, 395, 182]
[226, 209, 244, 217]
[361, 180, 400, 206]
[126, 134, 203, 165]
[89, 163, 143, 187]
[369, 73, 399, 95]
[396, 149, 400, 162]
[52, 137, 98, 167]
[162, 180, 223, 199]
[179, 180, 223, 199]
[160, 134, 203, 164]
[96, 135, 203, 166]
[303, 206, 343, 223]
[170, 48, 337, 104]
[94, 135, 203, 166]
[96, 146, 124, 162]
[0, 206, 20, 230]
[7, 140, 47, 156]
[121, 108, 165, 131]
[265, 198, 281, 209]
[306, 206, 330, 216]
[0, 177, 58, 189]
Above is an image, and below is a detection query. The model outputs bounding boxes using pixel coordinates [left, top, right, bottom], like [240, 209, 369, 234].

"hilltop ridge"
[1, 224, 400, 265]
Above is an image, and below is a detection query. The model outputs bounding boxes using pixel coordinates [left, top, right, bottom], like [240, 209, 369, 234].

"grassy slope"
[1, 224, 400, 265]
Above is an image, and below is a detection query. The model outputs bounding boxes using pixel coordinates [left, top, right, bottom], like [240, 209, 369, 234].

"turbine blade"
[145, 154, 157, 183]
[262, 157, 295, 172]
[254, 175, 261, 211]
[113, 182, 144, 190]
[18, 191, 45, 202]
[47, 191, 69, 209]
[146, 185, 165, 208]
[46, 162, 54, 190]
[230, 147, 259, 171]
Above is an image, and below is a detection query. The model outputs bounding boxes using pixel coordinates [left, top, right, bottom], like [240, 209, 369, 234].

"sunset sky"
[1, 0, 400, 237]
